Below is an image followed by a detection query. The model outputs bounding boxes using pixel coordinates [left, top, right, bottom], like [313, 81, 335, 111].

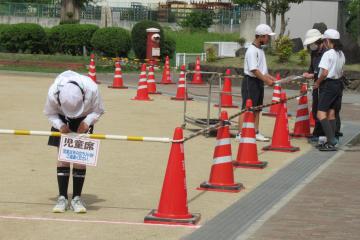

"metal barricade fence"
[182, 71, 222, 137]
[175, 53, 207, 68]
[182, 71, 244, 137]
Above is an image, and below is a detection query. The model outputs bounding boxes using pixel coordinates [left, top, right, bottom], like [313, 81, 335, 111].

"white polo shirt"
[244, 44, 268, 77]
[318, 49, 345, 79]
[44, 70, 105, 130]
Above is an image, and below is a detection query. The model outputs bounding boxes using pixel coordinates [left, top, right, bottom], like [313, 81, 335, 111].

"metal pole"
[0, 129, 172, 143]
[206, 75, 212, 132]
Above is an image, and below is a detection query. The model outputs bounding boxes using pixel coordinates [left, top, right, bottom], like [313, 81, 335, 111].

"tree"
[276, 0, 303, 36]
[232, 0, 271, 26]
[346, 0, 360, 42]
[180, 11, 214, 31]
[5, 0, 54, 3]
[232, 0, 303, 35]
[60, 0, 94, 22]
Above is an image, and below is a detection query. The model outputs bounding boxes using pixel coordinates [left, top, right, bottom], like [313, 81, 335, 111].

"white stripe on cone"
[297, 104, 308, 110]
[272, 97, 280, 101]
[114, 75, 122, 78]
[274, 90, 281, 94]
[240, 137, 256, 144]
[295, 115, 309, 122]
[139, 78, 147, 82]
[88, 72, 96, 76]
[147, 80, 155, 83]
[178, 84, 185, 88]
[242, 122, 255, 129]
[216, 138, 231, 146]
[138, 85, 147, 90]
[213, 156, 232, 165]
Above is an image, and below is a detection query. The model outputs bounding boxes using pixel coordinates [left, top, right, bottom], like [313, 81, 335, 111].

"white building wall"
[260, 1, 338, 41]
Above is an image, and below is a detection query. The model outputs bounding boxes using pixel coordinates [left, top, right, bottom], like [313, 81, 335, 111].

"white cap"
[303, 29, 322, 45]
[255, 24, 276, 36]
[322, 29, 340, 40]
[59, 82, 84, 119]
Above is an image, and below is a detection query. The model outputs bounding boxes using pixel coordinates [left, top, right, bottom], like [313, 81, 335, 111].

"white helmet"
[322, 29, 340, 40]
[255, 24, 276, 36]
[58, 82, 85, 119]
[303, 29, 322, 45]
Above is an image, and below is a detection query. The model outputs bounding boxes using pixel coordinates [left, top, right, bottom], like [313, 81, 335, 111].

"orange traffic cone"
[263, 92, 300, 152]
[214, 69, 238, 108]
[108, 61, 127, 89]
[88, 53, 100, 84]
[233, 99, 268, 169]
[197, 111, 244, 192]
[159, 56, 174, 84]
[132, 64, 152, 101]
[263, 73, 281, 116]
[144, 127, 201, 225]
[171, 65, 193, 101]
[189, 56, 204, 84]
[309, 109, 316, 127]
[147, 65, 161, 94]
[291, 83, 311, 137]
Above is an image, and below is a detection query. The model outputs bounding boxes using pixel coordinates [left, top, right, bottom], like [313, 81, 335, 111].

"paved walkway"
[2, 71, 360, 240]
[248, 143, 360, 240]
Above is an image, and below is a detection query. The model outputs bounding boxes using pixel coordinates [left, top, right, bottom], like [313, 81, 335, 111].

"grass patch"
[0, 52, 88, 63]
[208, 54, 311, 70]
[0, 65, 73, 73]
[165, 30, 239, 53]
[209, 54, 360, 72]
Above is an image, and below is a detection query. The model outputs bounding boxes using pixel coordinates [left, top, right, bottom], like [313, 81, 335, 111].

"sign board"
[58, 135, 100, 166]
[152, 48, 160, 57]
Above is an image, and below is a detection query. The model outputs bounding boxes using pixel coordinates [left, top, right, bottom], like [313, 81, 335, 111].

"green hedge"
[91, 27, 131, 57]
[131, 20, 165, 60]
[162, 34, 176, 60]
[0, 24, 9, 52]
[48, 24, 99, 55]
[0, 23, 47, 53]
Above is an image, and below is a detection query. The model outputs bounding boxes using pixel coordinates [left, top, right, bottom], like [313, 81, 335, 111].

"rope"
[182, 91, 308, 142]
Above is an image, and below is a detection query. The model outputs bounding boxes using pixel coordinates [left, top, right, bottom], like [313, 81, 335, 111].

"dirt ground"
[0, 72, 311, 240]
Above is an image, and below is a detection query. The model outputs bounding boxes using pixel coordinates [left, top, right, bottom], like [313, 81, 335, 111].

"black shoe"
[335, 132, 343, 137]
[319, 142, 337, 151]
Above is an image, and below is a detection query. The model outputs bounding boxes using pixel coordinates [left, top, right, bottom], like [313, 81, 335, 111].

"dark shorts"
[241, 75, 264, 109]
[318, 79, 343, 112]
[48, 115, 94, 147]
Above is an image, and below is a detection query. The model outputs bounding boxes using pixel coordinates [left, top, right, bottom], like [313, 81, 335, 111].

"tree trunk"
[60, 0, 80, 22]
[271, 11, 276, 32]
[265, 0, 271, 26]
[279, 12, 287, 37]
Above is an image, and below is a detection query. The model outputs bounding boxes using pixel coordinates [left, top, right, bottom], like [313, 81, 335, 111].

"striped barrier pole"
[0, 129, 172, 143]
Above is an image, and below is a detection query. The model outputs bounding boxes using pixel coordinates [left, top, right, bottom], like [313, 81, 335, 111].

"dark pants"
[312, 89, 324, 137]
[48, 115, 94, 147]
[241, 75, 264, 109]
[317, 79, 343, 136]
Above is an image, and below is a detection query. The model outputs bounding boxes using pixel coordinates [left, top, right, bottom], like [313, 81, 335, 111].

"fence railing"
[176, 53, 207, 68]
[0, 2, 256, 23]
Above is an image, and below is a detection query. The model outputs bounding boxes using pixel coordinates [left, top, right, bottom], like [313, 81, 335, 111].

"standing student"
[302, 29, 326, 141]
[44, 70, 105, 213]
[316, 29, 345, 151]
[236, 24, 276, 142]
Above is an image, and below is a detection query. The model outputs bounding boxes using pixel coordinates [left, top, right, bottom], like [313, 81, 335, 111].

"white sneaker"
[256, 132, 270, 142]
[53, 196, 68, 213]
[235, 133, 241, 142]
[70, 196, 87, 213]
